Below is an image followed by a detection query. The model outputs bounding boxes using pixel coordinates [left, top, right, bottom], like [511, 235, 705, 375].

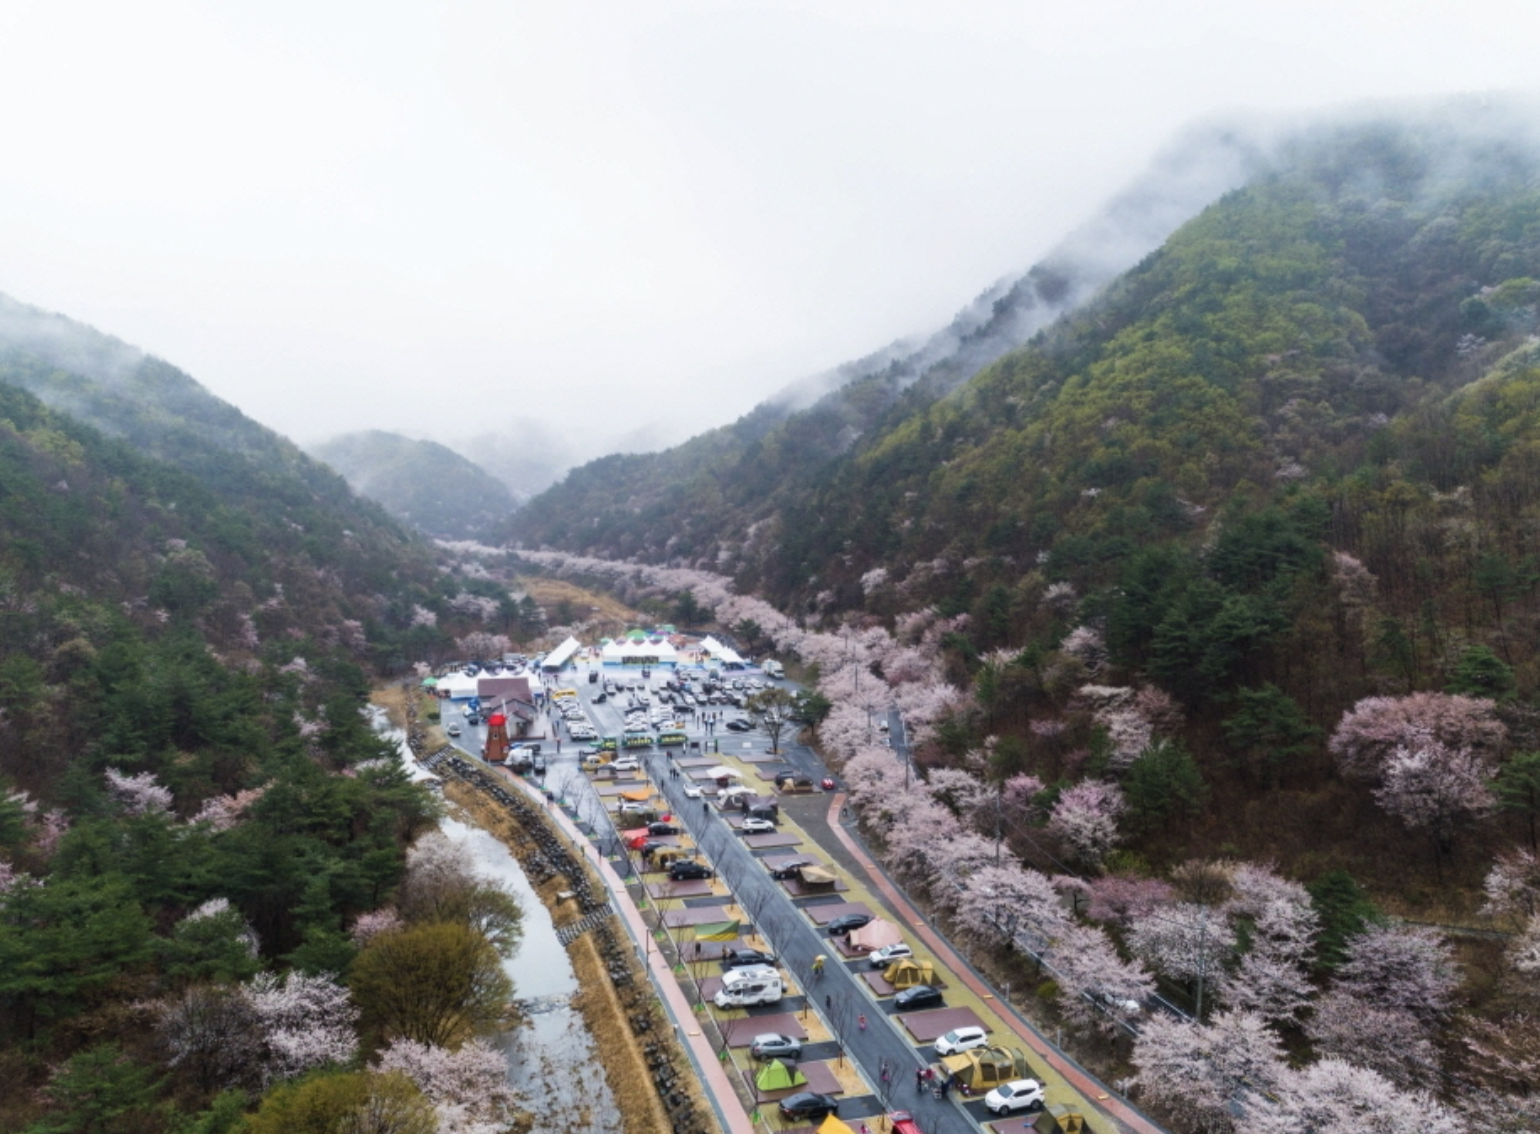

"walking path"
[819, 792, 1165, 1134]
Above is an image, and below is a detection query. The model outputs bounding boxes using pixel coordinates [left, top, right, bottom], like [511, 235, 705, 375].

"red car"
[821, 777, 837, 791]
[889, 1113, 923, 1134]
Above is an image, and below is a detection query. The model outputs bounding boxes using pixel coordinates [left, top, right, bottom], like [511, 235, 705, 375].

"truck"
[762, 659, 784, 679]
[713, 964, 785, 1008]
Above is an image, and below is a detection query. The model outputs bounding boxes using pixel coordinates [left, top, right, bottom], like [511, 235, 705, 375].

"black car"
[669, 861, 713, 881]
[769, 859, 813, 880]
[725, 718, 752, 731]
[594, 692, 608, 703]
[778, 1093, 839, 1122]
[722, 948, 777, 969]
[826, 913, 874, 935]
[648, 822, 680, 836]
[894, 984, 944, 1010]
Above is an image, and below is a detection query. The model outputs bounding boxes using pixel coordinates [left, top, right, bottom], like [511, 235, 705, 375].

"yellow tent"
[941, 1046, 1030, 1091]
[621, 789, 652, 802]
[817, 1116, 857, 1134]
[885, 958, 937, 989]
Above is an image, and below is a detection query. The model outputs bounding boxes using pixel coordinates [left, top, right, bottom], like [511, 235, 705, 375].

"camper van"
[713, 965, 785, 1008]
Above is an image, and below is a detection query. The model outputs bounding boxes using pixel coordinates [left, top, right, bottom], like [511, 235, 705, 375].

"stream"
[384, 721, 624, 1134]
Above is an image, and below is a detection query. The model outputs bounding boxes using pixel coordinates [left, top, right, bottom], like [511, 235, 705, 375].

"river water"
[385, 722, 623, 1134]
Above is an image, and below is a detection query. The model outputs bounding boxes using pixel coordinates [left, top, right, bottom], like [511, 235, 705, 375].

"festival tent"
[437, 671, 479, 699]
[818, 1115, 857, 1134]
[755, 1060, 807, 1092]
[704, 766, 743, 780]
[848, 918, 903, 953]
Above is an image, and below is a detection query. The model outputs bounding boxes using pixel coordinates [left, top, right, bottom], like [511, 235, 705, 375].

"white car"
[933, 1025, 987, 1056]
[741, 817, 776, 834]
[611, 757, 641, 772]
[985, 1079, 1045, 1116]
[683, 783, 703, 799]
[868, 942, 914, 969]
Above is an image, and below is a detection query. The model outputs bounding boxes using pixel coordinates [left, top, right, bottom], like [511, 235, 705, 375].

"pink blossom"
[1047, 780, 1125, 868]
[376, 1038, 522, 1134]
[35, 809, 69, 855]
[1128, 902, 1235, 992]
[194, 787, 267, 832]
[1223, 898, 1317, 1023]
[411, 605, 439, 628]
[104, 767, 173, 817]
[245, 970, 358, 1085]
[1510, 913, 1540, 975]
[1373, 739, 1497, 846]
[1334, 923, 1459, 1023]
[351, 907, 404, 946]
[1048, 922, 1155, 1036]
[1134, 1010, 1286, 1134]
[1304, 989, 1439, 1089]
[1060, 625, 1107, 671]
[1329, 692, 1505, 780]
[278, 656, 311, 678]
[1241, 1057, 1463, 1134]
[1079, 875, 1174, 926]
[456, 631, 511, 660]
[951, 862, 1066, 951]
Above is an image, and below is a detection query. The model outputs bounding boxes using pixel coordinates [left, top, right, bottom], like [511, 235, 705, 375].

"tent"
[621, 789, 652, 802]
[848, 918, 903, 953]
[818, 1117, 857, 1134]
[695, 919, 741, 942]
[885, 959, 937, 989]
[941, 1047, 1030, 1091]
[798, 865, 838, 892]
[436, 671, 479, 699]
[755, 1059, 807, 1092]
[704, 766, 743, 780]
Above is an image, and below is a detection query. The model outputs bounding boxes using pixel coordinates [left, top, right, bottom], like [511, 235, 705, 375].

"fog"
[0, 1, 1536, 486]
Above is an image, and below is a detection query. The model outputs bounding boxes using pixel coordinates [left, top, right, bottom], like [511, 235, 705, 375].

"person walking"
[915, 1067, 924, 1091]
[858, 1014, 867, 1032]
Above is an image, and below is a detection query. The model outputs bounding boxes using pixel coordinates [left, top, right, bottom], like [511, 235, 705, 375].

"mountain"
[502, 118, 1275, 555]
[309, 429, 516, 540]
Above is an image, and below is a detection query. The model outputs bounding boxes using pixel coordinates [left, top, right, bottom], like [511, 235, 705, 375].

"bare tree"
[746, 688, 797, 753]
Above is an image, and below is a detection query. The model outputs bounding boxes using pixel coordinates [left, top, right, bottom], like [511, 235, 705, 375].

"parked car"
[722, 948, 777, 969]
[611, 757, 640, 772]
[869, 942, 914, 968]
[894, 985, 943, 1011]
[826, 913, 873, 935]
[725, 718, 754, 732]
[647, 822, 679, 836]
[741, 817, 777, 834]
[933, 1026, 989, 1057]
[669, 861, 713, 881]
[778, 1093, 839, 1122]
[769, 859, 813, 880]
[446, 724, 461, 737]
[984, 1079, 1045, 1116]
[749, 1033, 803, 1061]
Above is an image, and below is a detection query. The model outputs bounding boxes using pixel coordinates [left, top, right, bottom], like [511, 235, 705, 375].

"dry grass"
[518, 576, 645, 643]
[569, 933, 677, 1134]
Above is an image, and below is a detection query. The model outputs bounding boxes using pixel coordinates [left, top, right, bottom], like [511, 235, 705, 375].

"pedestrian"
[825, 994, 831, 1010]
[915, 1068, 924, 1091]
[858, 1014, 867, 1032]
[939, 1076, 950, 1100]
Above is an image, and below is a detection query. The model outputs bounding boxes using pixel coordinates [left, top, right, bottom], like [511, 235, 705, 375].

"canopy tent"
[797, 865, 838, 891]
[620, 789, 652, 802]
[704, 766, 743, 780]
[600, 637, 679, 668]
[436, 671, 479, 699]
[420, 676, 438, 687]
[541, 636, 582, 672]
[848, 918, 903, 952]
[699, 635, 746, 668]
[755, 1059, 807, 1092]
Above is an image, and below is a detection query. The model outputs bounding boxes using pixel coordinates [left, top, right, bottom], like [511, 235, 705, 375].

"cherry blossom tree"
[952, 863, 1065, 952]
[1333, 923, 1459, 1023]
[1373, 739, 1497, 854]
[1079, 875, 1174, 926]
[1509, 913, 1540, 975]
[103, 768, 172, 817]
[1223, 897, 1317, 1023]
[1329, 692, 1505, 780]
[1304, 988, 1439, 1089]
[1240, 1058, 1464, 1134]
[1128, 902, 1235, 1003]
[376, 1038, 523, 1134]
[926, 767, 992, 822]
[246, 970, 359, 1085]
[1482, 847, 1540, 925]
[158, 983, 262, 1092]
[193, 786, 267, 832]
[1047, 780, 1126, 868]
[351, 907, 405, 946]
[1134, 1010, 1286, 1134]
[1048, 922, 1155, 1036]
[456, 631, 510, 660]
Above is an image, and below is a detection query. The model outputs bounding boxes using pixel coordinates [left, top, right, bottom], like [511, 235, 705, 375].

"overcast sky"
[0, 1, 1535, 460]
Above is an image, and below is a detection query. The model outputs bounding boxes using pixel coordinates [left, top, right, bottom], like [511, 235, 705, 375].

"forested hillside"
[0, 338, 535, 1128]
[309, 429, 516, 541]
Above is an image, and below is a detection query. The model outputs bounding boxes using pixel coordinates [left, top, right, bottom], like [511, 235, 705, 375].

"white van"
[713, 965, 785, 1008]
[762, 660, 784, 679]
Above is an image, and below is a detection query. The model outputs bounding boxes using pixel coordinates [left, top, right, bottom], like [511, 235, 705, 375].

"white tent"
[699, 635, 746, 668]
[541, 636, 582, 672]
[601, 638, 679, 667]
[704, 765, 744, 779]
[437, 671, 480, 699]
